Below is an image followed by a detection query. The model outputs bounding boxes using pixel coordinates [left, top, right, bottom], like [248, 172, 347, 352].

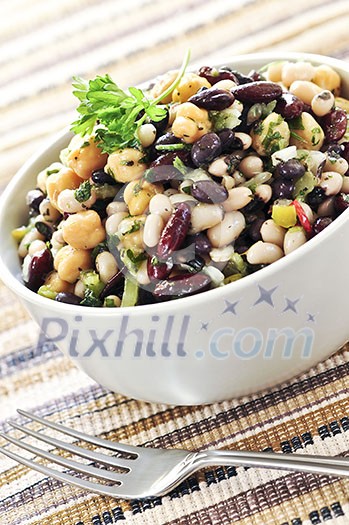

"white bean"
[208, 157, 228, 177]
[255, 184, 272, 203]
[311, 90, 334, 117]
[18, 229, 45, 258]
[260, 219, 286, 247]
[190, 204, 224, 234]
[51, 230, 65, 250]
[235, 132, 252, 150]
[222, 175, 236, 190]
[342, 176, 349, 194]
[57, 188, 97, 213]
[137, 123, 157, 148]
[96, 252, 118, 284]
[223, 187, 252, 212]
[209, 245, 235, 262]
[169, 193, 197, 206]
[232, 170, 246, 185]
[246, 241, 283, 264]
[136, 260, 151, 286]
[284, 228, 307, 255]
[213, 79, 237, 90]
[105, 212, 128, 236]
[324, 156, 348, 176]
[239, 155, 264, 179]
[106, 201, 128, 216]
[289, 81, 322, 105]
[281, 61, 316, 87]
[143, 213, 164, 247]
[39, 198, 61, 222]
[74, 280, 85, 298]
[28, 240, 47, 256]
[104, 295, 121, 307]
[207, 211, 245, 248]
[149, 193, 173, 221]
[319, 171, 343, 196]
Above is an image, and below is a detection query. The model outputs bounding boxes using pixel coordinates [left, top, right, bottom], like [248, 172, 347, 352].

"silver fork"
[1, 409, 349, 499]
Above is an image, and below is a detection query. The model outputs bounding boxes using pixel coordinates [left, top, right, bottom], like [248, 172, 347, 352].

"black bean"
[340, 142, 349, 164]
[154, 132, 183, 147]
[175, 256, 205, 274]
[35, 221, 53, 240]
[248, 69, 265, 82]
[326, 144, 344, 157]
[241, 197, 265, 214]
[218, 129, 241, 152]
[91, 169, 117, 185]
[312, 216, 333, 235]
[188, 88, 234, 111]
[191, 179, 228, 204]
[322, 109, 347, 142]
[234, 235, 251, 254]
[275, 93, 304, 119]
[145, 152, 189, 183]
[55, 292, 82, 305]
[191, 133, 222, 167]
[26, 189, 45, 212]
[334, 193, 349, 215]
[306, 187, 326, 209]
[248, 217, 265, 242]
[186, 233, 212, 256]
[25, 249, 53, 292]
[198, 66, 238, 85]
[231, 81, 283, 103]
[151, 109, 169, 134]
[100, 269, 125, 299]
[271, 179, 294, 200]
[275, 159, 306, 180]
[228, 69, 254, 85]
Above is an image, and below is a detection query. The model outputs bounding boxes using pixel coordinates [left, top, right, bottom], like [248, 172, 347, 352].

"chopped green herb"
[288, 115, 305, 130]
[126, 249, 147, 265]
[91, 241, 109, 262]
[156, 143, 189, 152]
[311, 127, 322, 146]
[46, 168, 60, 175]
[80, 270, 105, 297]
[104, 297, 116, 307]
[74, 180, 92, 202]
[290, 131, 307, 143]
[80, 289, 102, 307]
[173, 156, 188, 175]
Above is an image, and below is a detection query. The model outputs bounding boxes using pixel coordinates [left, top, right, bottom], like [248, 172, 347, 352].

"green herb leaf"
[80, 289, 102, 307]
[74, 180, 92, 202]
[173, 156, 188, 175]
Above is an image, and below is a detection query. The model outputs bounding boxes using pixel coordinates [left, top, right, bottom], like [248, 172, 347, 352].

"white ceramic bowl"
[1, 52, 349, 405]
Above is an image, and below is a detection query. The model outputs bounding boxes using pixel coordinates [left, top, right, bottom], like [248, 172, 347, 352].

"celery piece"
[37, 286, 58, 300]
[12, 225, 30, 243]
[121, 277, 139, 307]
[294, 171, 317, 200]
[80, 270, 105, 297]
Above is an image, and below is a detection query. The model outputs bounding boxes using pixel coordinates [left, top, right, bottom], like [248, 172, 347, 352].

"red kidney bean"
[231, 81, 283, 103]
[275, 93, 304, 120]
[312, 216, 333, 235]
[99, 269, 124, 299]
[191, 179, 228, 203]
[191, 133, 222, 167]
[186, 233, 212, 255]
[55, 292, 82, 305]
[334, 193, 349, 215]
[147, 256, 173, 281]
[340, 141, 349, 164]
[229, 70, 255, 85]
[248, 69, 265, 82]
[198, 66, 238, 85]
[188, 88, 234, 110]
[146, 151, 190, 182]
[157, 203, 191, 258]
[25, 248, 53, 292]
[322, 109, 347, 142]
[153, 272, 211, 300]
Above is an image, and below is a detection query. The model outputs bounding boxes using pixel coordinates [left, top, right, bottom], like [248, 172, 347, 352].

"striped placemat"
[1, 0, 349, 524]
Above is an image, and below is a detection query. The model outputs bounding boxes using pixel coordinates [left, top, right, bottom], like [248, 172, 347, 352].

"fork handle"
[194, 450, 349, 478]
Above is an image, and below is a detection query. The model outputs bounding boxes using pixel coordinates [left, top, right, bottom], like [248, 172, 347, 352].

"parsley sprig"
[71, 50, 191, 153]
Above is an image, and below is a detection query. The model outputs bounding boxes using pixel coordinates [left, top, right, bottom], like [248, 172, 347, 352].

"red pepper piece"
[291, 200, 312, 233]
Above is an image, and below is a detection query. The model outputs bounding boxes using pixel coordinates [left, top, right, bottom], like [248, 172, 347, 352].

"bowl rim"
[1, 51, 348, 318]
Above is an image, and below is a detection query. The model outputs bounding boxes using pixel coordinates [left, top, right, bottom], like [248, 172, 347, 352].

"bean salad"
[13, 58, 349, 307]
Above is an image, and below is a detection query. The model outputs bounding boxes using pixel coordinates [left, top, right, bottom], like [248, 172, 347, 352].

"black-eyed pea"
[190, 203, 224, 234]
[311, 90, 335, 117]
[312, 65, 341, 93]
[223, 187, 253, 212]
[53, 245, 92, 283]
[106, 201, 128, 216]
[62, 210, 106, 250]
[251, 112, 290, 156]
[172, 102, 211, 143]
[255, 184, 272, 203]
[106, 148, 146, 183]
[283, 227, 307, 255]
[149, 193, 173, 221]
[151, 70, 179, 103]
[213, 79, 237, 90]
[319, 171, 343, 196]
[171, 73, 211, 103]
[289, 112, 324, 151]
[208, 157, 229, 177]
[342, 176, 349, 194]
[289, 80, 322, 105]
[96, 252, 118, 284]
[267, 61, 287, 82]
[136, 260, 151, 286]
[44, 271, 73, 294]
[124, 180, 163, 216]
[260, 219, 286, 247]
[18, 229, 45, 258]
[28, 240, 47, 256]
[103, 295, 121, 307]
[246, 241, 283, 264]
[46, 167, 82, 210]
[105, 212, 128, 236]
[324, 156, 348, 176]
[235, 132, 252, 150]
[239, 155, 263, 178]
[164, 188, 178, 197]
[137, 123, 157, 148]
[74, 279, 85, 298]
[281, 61, 316, 87]
[143, 213, 164, 247]
[57, 188, 97, 213]
[207, 211, 245, 248]
[67, 138, 107, 180]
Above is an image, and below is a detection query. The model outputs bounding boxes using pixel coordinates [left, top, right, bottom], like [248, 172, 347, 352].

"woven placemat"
[1, 0, 349, 523]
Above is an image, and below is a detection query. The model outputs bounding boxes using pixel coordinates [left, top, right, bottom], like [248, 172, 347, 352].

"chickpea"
[106, 148, 146, 183]
[44, 271, 73, 293]
[171, 73, 210, 103]
[54, 245, 92, 283]
[289, 80, 322, 105]
[118, 216, 146, 251]
[312, 64, 341, 93]
[212, 79, 237, 90]
[67, 138, 107, 180]
[251, 112, 290, 156]
[46, 167, 82, 210]
[124, 180, 163, 216]
[281, 61, 316, 87]
[62, 210, 106, 250]
[151, 70, 179, 103]
[37, 162, 63, 194]
[172, 102, 211, 144]
[289, 112, 325, 151]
